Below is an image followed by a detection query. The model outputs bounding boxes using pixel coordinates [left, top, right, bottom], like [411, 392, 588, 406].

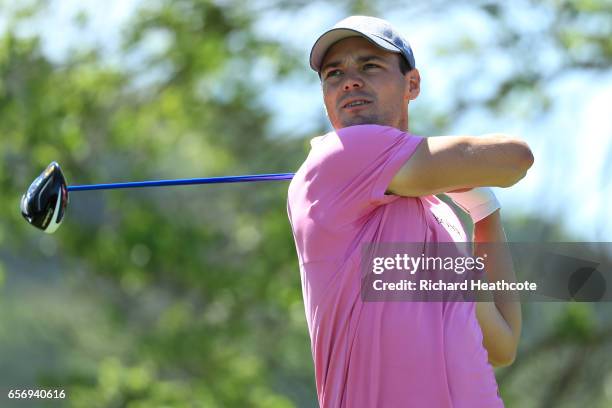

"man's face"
[320, 36, 419, 130]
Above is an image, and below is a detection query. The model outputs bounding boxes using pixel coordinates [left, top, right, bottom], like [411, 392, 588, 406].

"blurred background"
[0, 0, 611, 406]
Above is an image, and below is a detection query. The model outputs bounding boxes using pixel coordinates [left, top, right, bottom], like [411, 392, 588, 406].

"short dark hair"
[398, 55, 412, 75]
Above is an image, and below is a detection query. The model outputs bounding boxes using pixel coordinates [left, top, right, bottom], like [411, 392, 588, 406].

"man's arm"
[387, 134, 534, 197]
[473, 211, 522, 367]
[387, 132, 531, 366]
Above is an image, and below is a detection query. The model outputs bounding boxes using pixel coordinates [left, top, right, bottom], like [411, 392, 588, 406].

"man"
[287, 16, 533, 407]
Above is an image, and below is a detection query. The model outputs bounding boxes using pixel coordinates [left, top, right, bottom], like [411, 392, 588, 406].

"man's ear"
[405, 68, 421, 101]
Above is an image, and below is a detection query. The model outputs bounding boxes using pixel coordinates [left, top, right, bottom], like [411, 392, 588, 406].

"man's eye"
[325, 69, 342, 79]
[363, 63, 380, 70]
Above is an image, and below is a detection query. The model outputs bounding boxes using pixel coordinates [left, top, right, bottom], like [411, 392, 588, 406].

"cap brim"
[309, 28, 401, 72]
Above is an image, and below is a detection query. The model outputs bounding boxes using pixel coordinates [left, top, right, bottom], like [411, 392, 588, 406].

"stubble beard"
[337, 110, 398, 129]
[341, 114, 379, 128]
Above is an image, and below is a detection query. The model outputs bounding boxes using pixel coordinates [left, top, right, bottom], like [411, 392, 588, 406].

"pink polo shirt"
[287, 125, 503, 407]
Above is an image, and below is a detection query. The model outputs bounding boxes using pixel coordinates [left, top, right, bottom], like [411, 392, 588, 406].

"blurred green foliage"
[0, 0, 611, 407]
[1, 1, 312, 406]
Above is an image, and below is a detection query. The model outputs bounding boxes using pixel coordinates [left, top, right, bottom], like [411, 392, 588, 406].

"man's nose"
[342, 72, 364, 91]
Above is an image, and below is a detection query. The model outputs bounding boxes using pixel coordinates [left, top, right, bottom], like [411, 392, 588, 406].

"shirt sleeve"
[304, 124, 423, 226]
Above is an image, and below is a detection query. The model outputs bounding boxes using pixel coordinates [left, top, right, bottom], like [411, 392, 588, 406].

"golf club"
[21, 161, 295, 234]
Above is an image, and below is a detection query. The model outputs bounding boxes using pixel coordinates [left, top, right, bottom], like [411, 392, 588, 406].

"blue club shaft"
[66, 173, 295, 192]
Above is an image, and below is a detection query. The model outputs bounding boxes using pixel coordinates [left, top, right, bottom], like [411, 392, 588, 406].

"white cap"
[309, 16, 416, 72]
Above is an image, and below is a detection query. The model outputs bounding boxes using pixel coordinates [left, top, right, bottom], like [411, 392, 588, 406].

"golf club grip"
[66, 173, 295, 192]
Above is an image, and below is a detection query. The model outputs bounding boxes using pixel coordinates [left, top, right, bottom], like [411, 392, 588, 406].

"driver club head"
[21, 161, 69, 234]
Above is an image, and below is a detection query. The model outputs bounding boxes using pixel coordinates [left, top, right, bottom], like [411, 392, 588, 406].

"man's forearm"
[473, 210, 522, 367]
[388, 134, 534, 197]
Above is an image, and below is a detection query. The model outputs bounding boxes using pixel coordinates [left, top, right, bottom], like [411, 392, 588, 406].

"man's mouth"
[343, 99, 372, 109]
